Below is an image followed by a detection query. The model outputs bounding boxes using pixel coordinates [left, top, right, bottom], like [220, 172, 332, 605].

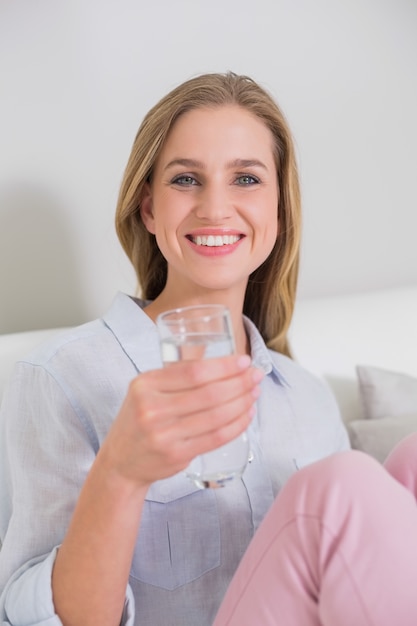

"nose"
[194, 182, 233, 222]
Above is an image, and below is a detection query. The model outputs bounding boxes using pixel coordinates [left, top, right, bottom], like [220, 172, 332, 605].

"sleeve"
[0, 362, 135, 625]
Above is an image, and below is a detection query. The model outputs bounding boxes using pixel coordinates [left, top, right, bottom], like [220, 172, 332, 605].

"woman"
[0, 72, 351, 625]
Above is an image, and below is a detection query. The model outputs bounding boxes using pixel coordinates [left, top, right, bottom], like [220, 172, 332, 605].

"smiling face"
[140, 105, 279, 306]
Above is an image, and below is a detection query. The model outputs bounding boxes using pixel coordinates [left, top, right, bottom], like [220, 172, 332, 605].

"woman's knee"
[295, 450, 383, 491]
[280, 450, 390, 517]
[385, 431, 417, 470]
[384, 432, 417, 499]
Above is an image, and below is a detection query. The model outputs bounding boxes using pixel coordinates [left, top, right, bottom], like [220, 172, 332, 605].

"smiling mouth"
[188, 234, 242, 247]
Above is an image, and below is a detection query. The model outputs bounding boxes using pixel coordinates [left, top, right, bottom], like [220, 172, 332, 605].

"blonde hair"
[115, 72, 301, 356]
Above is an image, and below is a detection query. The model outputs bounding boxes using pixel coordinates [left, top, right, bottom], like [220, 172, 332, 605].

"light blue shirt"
[0, 292, 350, 625]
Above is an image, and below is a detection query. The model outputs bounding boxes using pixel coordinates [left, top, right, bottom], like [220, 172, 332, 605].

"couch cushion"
[348, 413, 417, 463]
[347, 365, 417, 461]
[356, 365, 417, 420]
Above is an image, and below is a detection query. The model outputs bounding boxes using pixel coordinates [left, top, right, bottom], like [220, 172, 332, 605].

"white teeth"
[192, 235, 240, 246]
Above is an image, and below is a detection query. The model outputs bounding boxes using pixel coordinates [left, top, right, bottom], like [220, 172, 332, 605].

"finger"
[167, 383, 260, 441]
[132, 366, 263, 431]
[170, 403, 255, 463]
[140, 397, 255, 471]
[165, 367, 262, 420]
[135, 354, 253, 393]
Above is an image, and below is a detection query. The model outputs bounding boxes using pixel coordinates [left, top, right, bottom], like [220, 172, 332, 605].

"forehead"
[157, 105, 276, 165]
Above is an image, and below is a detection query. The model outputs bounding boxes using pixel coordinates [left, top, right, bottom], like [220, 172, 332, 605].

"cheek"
[264, 198, 279, 239]
[152, 214, 184, 259]
[264, 222, 278, 257]
[259, 201, 279, 258]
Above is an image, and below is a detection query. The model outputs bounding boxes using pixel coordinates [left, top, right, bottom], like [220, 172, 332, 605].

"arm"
[49, 354, 261, 626]
[0, 362, 99, 624]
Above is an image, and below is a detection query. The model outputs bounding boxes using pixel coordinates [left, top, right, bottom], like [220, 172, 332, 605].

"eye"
[235, 174, 260, 185]
[171, 175, 199, 186]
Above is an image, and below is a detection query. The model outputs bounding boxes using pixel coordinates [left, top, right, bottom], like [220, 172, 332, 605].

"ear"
[140, 182, 156, 234]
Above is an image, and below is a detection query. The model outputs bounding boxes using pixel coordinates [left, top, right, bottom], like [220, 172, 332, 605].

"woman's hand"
[99, 354, 263, 489]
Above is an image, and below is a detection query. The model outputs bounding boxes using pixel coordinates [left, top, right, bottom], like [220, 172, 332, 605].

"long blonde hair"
[115, 72, 301, 356]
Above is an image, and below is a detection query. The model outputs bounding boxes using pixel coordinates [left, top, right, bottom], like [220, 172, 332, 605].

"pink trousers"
[213, 433, 417, 626]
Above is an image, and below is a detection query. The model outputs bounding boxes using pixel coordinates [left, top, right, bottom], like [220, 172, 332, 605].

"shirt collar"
[102, 292, 163, 373]
[243, 316, 290, 387]
[102, 292, 289, 386]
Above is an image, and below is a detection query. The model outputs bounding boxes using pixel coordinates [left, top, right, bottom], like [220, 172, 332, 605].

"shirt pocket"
[130, 471, 221, 590]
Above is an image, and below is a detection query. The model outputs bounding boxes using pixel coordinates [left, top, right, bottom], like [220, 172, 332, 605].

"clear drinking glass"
[156, 304, 250, 488]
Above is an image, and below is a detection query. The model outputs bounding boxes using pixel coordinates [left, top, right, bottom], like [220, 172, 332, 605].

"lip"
[185, 229, 245, 257]
[187, 228, 243, 237]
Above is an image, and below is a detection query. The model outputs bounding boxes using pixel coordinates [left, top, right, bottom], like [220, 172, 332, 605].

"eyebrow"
[163, 158, 269, 172]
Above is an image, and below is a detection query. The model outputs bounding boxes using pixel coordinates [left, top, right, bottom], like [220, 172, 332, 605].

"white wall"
[1, 0, 416, 333]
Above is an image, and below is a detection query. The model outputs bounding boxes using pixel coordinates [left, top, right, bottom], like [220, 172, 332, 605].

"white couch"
[289, 284, 417, 461]
[1, 285, 417, 462]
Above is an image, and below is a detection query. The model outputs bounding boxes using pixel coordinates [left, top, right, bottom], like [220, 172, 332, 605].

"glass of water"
[156, 304, 250, 489]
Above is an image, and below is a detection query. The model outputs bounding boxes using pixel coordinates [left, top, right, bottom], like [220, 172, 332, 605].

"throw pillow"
[356, 365, 417, 420]
[348, 413, 417, 463]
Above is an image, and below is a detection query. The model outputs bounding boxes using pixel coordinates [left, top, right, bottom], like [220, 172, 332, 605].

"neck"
[143, 287, 250, 356]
